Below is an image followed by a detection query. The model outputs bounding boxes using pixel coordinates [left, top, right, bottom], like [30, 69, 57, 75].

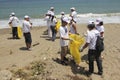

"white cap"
[62, 17, 70, 23]
[61, 12, 65, 15]
[70, 7, 75, 10]
[96, 18, 102, 22]
[88, 21, 94, 24]
[24, 15, 29, 19]
[11, 12, 15, 16]
[96, 18, 103, 24]
[50, 7, 54, 10]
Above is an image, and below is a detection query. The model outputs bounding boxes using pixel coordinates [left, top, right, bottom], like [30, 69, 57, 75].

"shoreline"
[0, 23, 120, 34]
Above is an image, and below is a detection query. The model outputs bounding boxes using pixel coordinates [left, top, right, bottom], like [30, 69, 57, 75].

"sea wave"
[0, 13, 120, 29]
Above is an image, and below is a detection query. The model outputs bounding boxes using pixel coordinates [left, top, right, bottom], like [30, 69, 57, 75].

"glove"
[79, 47, 84, 52]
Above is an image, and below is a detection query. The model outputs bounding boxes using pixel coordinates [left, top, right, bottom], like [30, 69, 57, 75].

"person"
[59, 17, 71, 65]
[50, 14, 57, 41]
[44, 11, 52, 38]
[69, 17, 78, 34]
[96, 18, 104, 38]
[8, 12, 19, 39]
[61, 12, 65, 21]
[96, 18, 105, 59]
[70, 7, 77, 22]
[22, 15, 32, 51]
[80, 22, 103, 76]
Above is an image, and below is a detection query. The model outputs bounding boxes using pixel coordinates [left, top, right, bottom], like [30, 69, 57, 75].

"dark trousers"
[88, 49, 103, 73]
[50, 26, 56, 41]
[12, 27, 18, 38]
[24, 32, 32, 44]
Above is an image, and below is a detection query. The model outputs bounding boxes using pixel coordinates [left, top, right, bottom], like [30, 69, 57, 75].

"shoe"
[28, 48, 32, 51]
[85, 71, 92, 77]
[64, 57, 68, 61]
[98, 72, 103, 75]
[61, 61, 68, 66]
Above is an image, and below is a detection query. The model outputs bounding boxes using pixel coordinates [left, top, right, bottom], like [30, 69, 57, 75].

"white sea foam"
[0, 13, 120, 29]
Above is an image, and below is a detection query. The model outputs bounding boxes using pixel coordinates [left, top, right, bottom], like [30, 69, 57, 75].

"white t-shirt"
[22, 20, 32, 33]
[96, 25, 104, 33]
[86, 29, 100, 50]
[9, 16, 19, 27]
[48, 10, 55, 16]
[71, 11, 77, 19]
[59, 26, 69, 47]
[50, 18, 57, 26]
[70, 22, 76, 34]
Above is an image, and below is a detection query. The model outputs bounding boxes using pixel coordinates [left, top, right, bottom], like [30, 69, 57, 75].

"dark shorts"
[61, 46, 69, 55]
[24, 32, 32, 44]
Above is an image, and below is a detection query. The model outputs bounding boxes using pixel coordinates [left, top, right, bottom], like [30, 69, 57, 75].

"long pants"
[50, 26, 56, 41]
[12, 27, 18, 38]
[88, 49, 103, 73]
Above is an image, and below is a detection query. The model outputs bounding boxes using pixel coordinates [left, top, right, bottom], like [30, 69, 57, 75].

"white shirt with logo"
[22, 20, 32, 33]
[86, 29, 100, 50]
[59, 26, 69, 47]
[9, 16, 19, 27]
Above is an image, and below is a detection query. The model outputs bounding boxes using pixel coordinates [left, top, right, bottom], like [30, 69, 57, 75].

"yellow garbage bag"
[69, 34, 85, 65]
[17, 26, 22, 38]
[55, 20, 61, 32]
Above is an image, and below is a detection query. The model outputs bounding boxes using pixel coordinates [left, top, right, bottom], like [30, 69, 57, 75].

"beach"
[0, 24, 120, 80]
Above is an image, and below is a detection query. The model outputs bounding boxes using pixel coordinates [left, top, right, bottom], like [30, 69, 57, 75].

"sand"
[0, 24, 120, 80]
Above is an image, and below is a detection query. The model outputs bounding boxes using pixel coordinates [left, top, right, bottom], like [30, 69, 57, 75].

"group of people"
[9, 12, 32, 51]
[44, 7, 78, 41]
[8, 6, 104, 76]
[59, 16, 104, 76]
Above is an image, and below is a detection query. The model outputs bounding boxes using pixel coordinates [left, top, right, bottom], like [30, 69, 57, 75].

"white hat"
[61, 12, 65, 15]
[11, 12, 15, 16]
[24, 15, 29, 19]
[88, 21, 94, 24]
[50, 7, 54, 10]
[96, 18, 103, 24]
[70, 7, 75, 10]
[62, 17, 70, 23]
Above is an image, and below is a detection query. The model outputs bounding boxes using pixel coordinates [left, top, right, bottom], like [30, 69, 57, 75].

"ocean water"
[0, 0, 120, 28]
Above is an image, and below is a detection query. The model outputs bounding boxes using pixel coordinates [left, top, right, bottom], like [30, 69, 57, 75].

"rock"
[0, 70, 12, 80]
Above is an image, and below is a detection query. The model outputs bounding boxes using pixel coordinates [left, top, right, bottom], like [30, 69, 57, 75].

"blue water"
[0, 0, 120, 19]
